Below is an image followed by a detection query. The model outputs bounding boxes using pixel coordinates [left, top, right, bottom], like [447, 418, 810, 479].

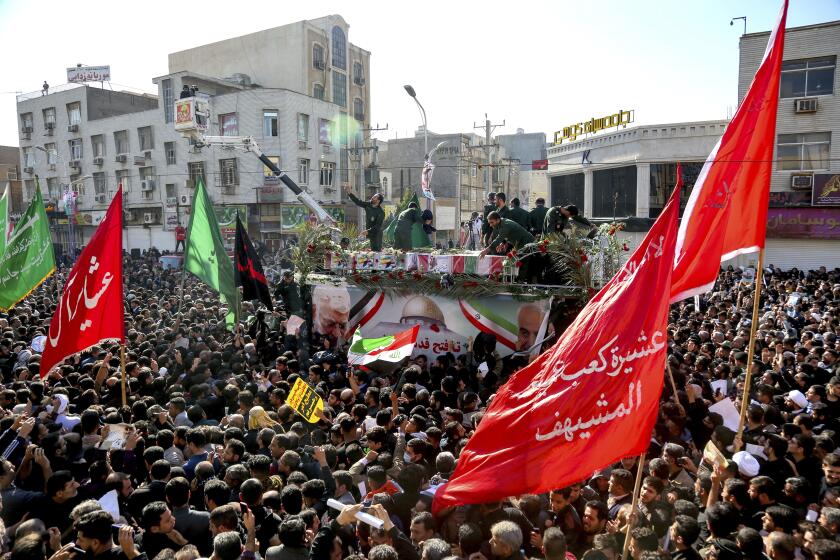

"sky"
[1, 0, 839, 148]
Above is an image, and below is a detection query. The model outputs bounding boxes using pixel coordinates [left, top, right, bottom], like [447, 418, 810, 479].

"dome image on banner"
[365, 296, 467, 357]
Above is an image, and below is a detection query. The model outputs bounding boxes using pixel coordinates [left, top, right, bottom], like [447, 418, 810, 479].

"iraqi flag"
[348, 325, 420, 375]
[670, 0, 788, 302]
[234, 214, 272, 309]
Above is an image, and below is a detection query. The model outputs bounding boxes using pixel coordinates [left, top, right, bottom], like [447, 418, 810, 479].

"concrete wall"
[86, 88, 158, 121]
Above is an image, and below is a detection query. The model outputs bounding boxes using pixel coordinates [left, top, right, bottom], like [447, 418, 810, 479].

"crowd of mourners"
[0, 251, 839, 560]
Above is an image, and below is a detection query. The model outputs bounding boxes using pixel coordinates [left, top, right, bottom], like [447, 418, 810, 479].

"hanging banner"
[813, 174, 840, 207]
[309, 282, 552, 357]
[281, 206, 344, 230]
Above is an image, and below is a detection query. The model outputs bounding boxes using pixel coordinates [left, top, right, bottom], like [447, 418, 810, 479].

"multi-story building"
[376, 130, 519, 245]
[739, 20, 839, 269]
[497, 129, 548, 209]
[15, 15, 372, 253]
[0, 145, 23, 217]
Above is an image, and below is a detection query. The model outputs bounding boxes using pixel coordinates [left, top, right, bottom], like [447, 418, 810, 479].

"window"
[299, 158, 310, 185]
[550, 173, 585, 212]
[138, 126, 154, 151]
[263, 156, 280, 182]
[319, 119, 333, 144]
[220, 158, 238, 187]
[261, 203, 281, 216]
[139, 166, 155, 182]
[116, 169, 131, 192]
[313, 83, 325, 100]
[71, 174, 85, 196]
[353, 98, 364, 122]
[592, 166, 636, 218]
[777, 132, 831, 170]
[69, 139, 83, 160]
[320, 161, 335, 187]
[24, 179, 36, 200]
[219, 113, 238, 136]
[313, 44, 325, 68]
[332, 71, 347, 107]
[649, 163, 702, 218]
[332, 26, 346, 70]
[42, 107, 56, 126]
[92, 135, 105, 158]
[20, 113, 33, 131]
[263, 110, 278, 137]
[162, 79, 174, 123]
[165, 142, 176, 165]
[22, 147, 34, 167]
[45, 143, 57, 164]
[353, 62, 364, 85]
[780, 56, 835, 98]
[297, 114, 310, 142]
[93, 172, 108, 195]
[187, 162, 205, 188]
[46, 178, 60, 200]
[114, 130, 129, 154]
[166, 183, 176, 200]
[67, 102, 81, 125]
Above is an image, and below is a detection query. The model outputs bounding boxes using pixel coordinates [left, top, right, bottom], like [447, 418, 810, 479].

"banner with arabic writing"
[433, 179, 681, 513]
[308, 282, 551, 358]
[0, 189, 55, 310]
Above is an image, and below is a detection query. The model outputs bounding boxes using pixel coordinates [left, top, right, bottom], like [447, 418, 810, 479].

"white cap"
[787, 389, 808, 410]
[732, 451, 760, 477]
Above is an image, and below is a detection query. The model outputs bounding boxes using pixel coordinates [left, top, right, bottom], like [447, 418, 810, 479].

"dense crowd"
[0, 252, 839, 560]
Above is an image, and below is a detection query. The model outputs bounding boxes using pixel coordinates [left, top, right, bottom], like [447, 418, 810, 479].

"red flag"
[432, 182, 681, 514]
[670, 0, 788, 302]
[41, 188, 124, 376]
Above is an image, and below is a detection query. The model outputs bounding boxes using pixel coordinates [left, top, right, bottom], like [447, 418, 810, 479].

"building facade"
[15, 15, 373, 253]
[497, 129, 548, 208]
[0, 146, 23, 217]
[739, 20, 840, 269]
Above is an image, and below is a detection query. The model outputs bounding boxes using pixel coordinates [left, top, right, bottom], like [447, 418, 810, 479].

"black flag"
[234, 214, 272, 309]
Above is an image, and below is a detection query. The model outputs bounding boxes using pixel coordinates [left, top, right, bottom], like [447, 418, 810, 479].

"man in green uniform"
[528, 198, 548, 236]
[480, 211, 535, 257]
[509, 198, 530, 230]
[481, 192, 496, 247]
[394, 202, 423, 251]
[345, 185, 385, 251]
[486, 192, 512, 246]
[543, 204, 596, 237]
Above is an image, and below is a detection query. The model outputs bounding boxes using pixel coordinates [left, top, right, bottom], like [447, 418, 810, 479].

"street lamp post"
[404, 85, 432, 210]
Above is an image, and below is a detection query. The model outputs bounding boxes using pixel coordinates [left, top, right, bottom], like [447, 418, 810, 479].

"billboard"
[67, 65, 111, 83]
[310, 284, 552, 358]
[813, 173, 840, 207]
[766, 207, 840, 239]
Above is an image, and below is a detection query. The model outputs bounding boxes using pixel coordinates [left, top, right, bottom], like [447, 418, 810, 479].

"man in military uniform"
[543, 204, 596, 237]
[345, 185, 385, 251]
[528, 198, 548, 236]
[394, 202, 423, 251]
[481, 192, 496, 247]
[486, 192, 512, 246]
[509, 198, 530, 230]
[480, 211, 536, 281]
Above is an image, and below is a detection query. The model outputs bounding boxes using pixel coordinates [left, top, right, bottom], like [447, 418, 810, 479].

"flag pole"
[120, 343, 127, 408]
[666, 362, 680, 403]
[736, 249, 765, 440]
[621, 453, 646, 560]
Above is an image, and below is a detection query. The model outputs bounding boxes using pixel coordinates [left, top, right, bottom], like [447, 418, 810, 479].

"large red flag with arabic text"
[41, 188, 124, 376]
[432, 183, 681, 514]
[670, 0, 788, 302]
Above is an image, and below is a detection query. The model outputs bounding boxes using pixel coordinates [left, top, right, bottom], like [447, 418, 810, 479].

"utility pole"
[473, 114, 504, 198]
[349, 124, 389, 227]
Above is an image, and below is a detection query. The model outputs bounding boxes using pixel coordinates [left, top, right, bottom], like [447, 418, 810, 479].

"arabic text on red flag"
[432, 182, 682, 514]
[41, 188, 124, 376]
[670, 0, 788, 302]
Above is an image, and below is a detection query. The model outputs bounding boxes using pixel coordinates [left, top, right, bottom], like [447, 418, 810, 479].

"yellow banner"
[287, 378, 324, 424]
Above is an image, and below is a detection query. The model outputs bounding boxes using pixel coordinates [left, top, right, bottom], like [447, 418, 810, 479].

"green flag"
[0, 184, 9, 257]
[0, 187, 56, 310]
[184, 178, 240, 329]
[383, 192, 430, 248]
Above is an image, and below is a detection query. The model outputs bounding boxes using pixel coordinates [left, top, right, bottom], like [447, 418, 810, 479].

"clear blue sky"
[0, 0, 838, 147]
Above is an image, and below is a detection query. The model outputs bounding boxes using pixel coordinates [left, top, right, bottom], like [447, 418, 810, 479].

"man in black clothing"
[528, 198, 548, 236]
[508, 198, 530, 230]
[345, 186, 385, 251]
[138, 502, 188, 560]
[239, 478, 281, 554]
[165, 477, 212, 557]
[481, 192, 497, 246]
[128, 460, 170, 522]
[670, 515, 702, 560]
[74, 510, 144, 560]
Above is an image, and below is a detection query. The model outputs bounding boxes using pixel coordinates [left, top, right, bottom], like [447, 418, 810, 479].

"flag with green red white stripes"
[348, 325, 420, 375]
[459, 299, 519, 350]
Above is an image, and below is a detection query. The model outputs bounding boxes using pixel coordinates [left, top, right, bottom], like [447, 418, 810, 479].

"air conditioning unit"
[125, 210, 136, 221]
[21, 132, 31, 141]
[48, 163, 56, 171]
[298, 141, 308, 150]
[133, 156, 145, 166]
[44, 127, 53, 137]
[143, 213, 154, 224]
[323, 186, 335, 193]
[221, 185, 236, 194]
[166, 197, 177, 205]
[21, 125, 33, 133]
[794, 98, 818, 113]
[93, 157, 104, 166]
[180, 195, 189, 204]
[354, 78, 366, 86]
[184, 179, 195, 188]
[95, 193, 108, 203]
[791, 174, 814, 190]
[7, 171, 17, 180]
[141, 180, 155, 192]
[23, 166, 34, 174]
[314, 60, 326, 70]
[115, 154, 127, 163]
[69, 160, 81, 170]
[67, 124, 79, 133]
[144, 150, 152, 159]
[322, 145, 332, 154]
[45, 122, 55, 130]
